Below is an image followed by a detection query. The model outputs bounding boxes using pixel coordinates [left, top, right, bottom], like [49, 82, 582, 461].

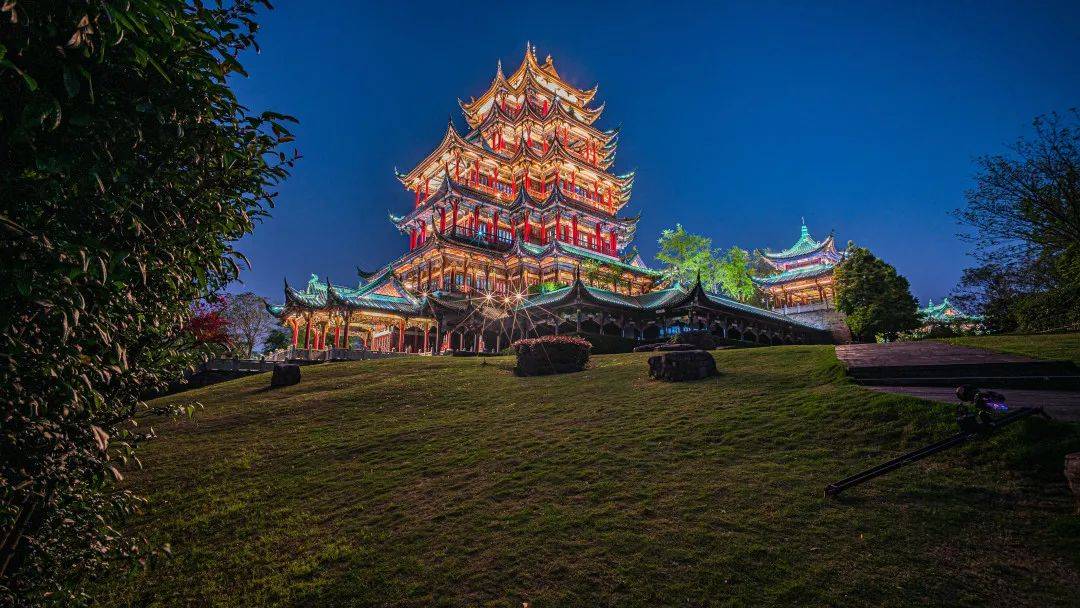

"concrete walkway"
[836, 341, 1035, 367]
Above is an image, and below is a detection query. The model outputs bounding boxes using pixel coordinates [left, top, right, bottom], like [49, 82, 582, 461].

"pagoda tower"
[265, 47, 835, 356]
[387, 43, 659, 297]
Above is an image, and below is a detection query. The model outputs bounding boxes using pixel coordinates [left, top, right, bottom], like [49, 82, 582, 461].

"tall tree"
[951, 111, 1080, 331]
[834, 247, 920, 342]
[715, 246, 756, 302]
[222, 292, 273, 358]
[954, 111, 1080, 290]
[655, 224, 721, 290]
[0, 2, 295, 604]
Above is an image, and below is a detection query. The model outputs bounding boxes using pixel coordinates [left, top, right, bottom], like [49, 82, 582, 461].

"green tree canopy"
[262, 327, 292, 354]
[0, 2, 294, 604]
[716, 246, 756, 303]
[834, 247, 920, 342]
[655, 224, 721, 291]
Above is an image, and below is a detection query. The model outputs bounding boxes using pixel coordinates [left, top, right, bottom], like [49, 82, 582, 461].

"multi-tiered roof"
[390, 43, 643, 261]
[753, 222, 843, 287]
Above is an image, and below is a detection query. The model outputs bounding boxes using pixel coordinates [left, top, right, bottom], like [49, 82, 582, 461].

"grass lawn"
[935, 333, 1080, 366]
[95, 347, 1080, 607]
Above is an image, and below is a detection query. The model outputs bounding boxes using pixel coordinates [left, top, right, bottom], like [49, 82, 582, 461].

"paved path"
[866, 386, 1080, 422]
[835, 341, 1034, 368]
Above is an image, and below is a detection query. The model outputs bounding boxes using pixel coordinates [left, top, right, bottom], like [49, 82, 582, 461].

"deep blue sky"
[229, 1, 1080, 306]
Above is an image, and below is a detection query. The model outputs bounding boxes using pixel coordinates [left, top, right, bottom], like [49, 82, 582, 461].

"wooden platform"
[836, 342, 1080, 390]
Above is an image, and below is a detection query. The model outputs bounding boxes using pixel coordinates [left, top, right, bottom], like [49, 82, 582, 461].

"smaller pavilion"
[753, 222, 844, 309]
[918, 297, 983, 328]
[267, 271, 436, 354]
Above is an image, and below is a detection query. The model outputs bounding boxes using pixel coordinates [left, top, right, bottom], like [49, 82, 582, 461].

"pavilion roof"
[763, 223, 839, 262]
[270, 270, 424, 316]
[752, 262, 837, 286]
[515, 274, 822, 329]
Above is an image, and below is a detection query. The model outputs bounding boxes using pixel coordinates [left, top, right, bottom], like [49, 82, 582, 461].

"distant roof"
[919, 297, 983, 323]
[764, 222, 838, 261]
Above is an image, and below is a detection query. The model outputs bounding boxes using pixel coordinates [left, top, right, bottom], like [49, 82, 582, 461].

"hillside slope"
[97, 347, 1079, 607]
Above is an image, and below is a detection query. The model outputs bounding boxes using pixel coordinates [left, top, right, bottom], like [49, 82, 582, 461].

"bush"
[0, 2, 294, 603]
[568, 332, 638, 354]
[668, 330, 718, 350]
[511, 335, 591, 376]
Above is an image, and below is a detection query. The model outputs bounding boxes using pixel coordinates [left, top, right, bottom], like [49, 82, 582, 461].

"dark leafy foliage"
[667, 329, 718, 350]
[834, 247, 921, 342]
[566, 331, 638, 354]
[0, 2, 295, 605]
[262, 327, 292, 354]
[186, 297, 231, 347]
[952, 111, 1080, 331]
[511, 335, 592, 376]
[1012, 285, 1080, 333]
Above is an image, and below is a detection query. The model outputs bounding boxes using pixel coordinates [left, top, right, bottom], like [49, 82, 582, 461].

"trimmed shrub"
[668, 330, 718, 350]
[512, 335, 592, 376]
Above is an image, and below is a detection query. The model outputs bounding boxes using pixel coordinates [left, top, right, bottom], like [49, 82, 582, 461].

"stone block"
[648, 350, 719, 382]
[270, 363, 301, 388]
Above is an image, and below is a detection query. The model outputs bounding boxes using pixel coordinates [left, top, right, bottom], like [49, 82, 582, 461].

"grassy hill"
[97, 347, 1079, 607]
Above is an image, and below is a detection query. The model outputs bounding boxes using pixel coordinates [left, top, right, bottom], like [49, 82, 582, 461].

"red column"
[572, 215, 578, 245]
[397, 319, 406, 352]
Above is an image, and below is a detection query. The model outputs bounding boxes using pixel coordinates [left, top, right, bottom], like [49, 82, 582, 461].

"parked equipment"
[825, 386, 1047, 497]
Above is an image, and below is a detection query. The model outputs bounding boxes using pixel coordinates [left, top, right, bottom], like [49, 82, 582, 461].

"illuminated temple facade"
[268, 46, 831, 353]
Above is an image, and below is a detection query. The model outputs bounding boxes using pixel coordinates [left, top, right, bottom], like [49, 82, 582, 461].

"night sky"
[228, 1, 1080, 306]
